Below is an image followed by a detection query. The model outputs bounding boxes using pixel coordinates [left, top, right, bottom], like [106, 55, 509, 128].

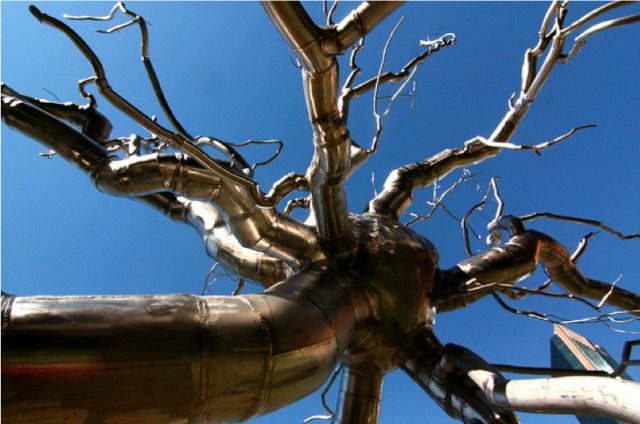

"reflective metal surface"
[3, 270, 362, 423]
[2, 2, 640, 423]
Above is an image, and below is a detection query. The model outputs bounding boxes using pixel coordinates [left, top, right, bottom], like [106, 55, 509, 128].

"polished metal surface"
[436, 229, 640, 313]
[3, 270, 361, 423]
[2, 2, 639, 423]
[334, 368, 384, 424]
[262, 2, 354, 254]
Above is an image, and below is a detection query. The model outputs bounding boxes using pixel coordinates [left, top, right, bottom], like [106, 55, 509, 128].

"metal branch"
[2, 87, 326, 270]
[2, 83, 113, 143]
[341, 32, 455, 172]
[327, 1, 406, 55]
[284, 197, 311, 216]
[29, 6, 274, 208]
[228, 139, 285, 170]
[398, 327, 519, 423]
[405, 172, 473, 226]
[518, 212, 640, 240]
[370, 2, 639, 218]
[194, 136, 253, 177]
[185, 200, 294, 288]
[369, 17, 408, 156]
[342, 32, 456, 112]
[66, 2, 194, 140]
[63, 2, 123, 21]
[475, 124, 596, 154]
[462, 183, 495, 256]
[2, 272, 362, 423]
[265, 173, 309, 206]
[436, 343, 640, 421]
[303, 366, 341, 424]
[338, 37, 365, 122]
[333, 367, 384, 424]
[562, 13, 640, 62]
[262, 1, 354, 254]
[94, 154, 324, 267]
[513, 231, 599, 298]
[369, 137, 499, 218]
[435, 230, 640, 314]
[323, 0, 339, 27]
[560, 1, 636, 37]
[486, 282, 619, 312]
[613, 339, 640, 377]
[2, 88, 112, 174]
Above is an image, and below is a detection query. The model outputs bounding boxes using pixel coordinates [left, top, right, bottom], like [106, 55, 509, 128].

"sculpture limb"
[398, 326, 519, 423]
[439, 343, 640, 422]
[435, 230, 640, 313]
[1, 88, 324, 273]
[1, 269, 363, 423]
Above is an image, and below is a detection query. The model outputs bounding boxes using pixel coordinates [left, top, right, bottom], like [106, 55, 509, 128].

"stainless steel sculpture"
[2, 2, 640, 423]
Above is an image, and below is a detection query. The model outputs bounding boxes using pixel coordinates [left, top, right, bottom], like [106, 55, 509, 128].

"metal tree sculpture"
[2, 2, 640, 423]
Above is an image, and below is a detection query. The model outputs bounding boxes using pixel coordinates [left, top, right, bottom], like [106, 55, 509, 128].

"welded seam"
[192, 295, 212, 424]
[1, 293, 15, 335]
[240, 296, 274, 420]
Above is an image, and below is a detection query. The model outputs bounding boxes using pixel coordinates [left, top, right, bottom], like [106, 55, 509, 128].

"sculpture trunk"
[1, 270, 364, 424]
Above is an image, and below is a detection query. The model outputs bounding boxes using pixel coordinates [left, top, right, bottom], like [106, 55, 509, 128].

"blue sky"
[2, 2, 639, 423]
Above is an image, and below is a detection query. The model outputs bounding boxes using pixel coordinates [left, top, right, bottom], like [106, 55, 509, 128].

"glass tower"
[550, 324, 632, 424]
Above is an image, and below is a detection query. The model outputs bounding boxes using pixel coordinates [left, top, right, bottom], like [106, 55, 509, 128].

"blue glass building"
[550, 324, 632, 424]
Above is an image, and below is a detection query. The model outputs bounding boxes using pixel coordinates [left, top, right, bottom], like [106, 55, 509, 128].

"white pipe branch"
[468, 370, 640, 423]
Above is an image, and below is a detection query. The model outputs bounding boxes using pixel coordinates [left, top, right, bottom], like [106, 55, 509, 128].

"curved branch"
[2, 88, 112, 173]
[66, 1, 194, 140]
[435, 230, 640, 313]
[369, 137, 498, 218]
[1, 83, 113, 143]
[519, 212, 640, 240]
[2, 271, 362, 422]
[94, 153, 324, 268]
[440, 343, 640, 422]
[262, 1, 354, 254]
[560, 1, 636, 37]
[562, 13, 640, 62]
[340, 32, 455, 123]
[369, 2, 639, 218]
[397, 326, 518, 423]
[329, 1, 406, 55]
[2, 88, 326, 269]
[182, 200, 294, 287]
[1, 89, 293, 283]
[137, 193, 294, 287]
[29, 5, 273, 208]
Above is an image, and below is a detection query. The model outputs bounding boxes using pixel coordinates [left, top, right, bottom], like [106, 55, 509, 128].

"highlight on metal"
[2, 2, 640, 423]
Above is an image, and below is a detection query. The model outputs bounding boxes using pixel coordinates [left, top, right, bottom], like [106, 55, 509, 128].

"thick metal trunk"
[1, 270, 364, 424]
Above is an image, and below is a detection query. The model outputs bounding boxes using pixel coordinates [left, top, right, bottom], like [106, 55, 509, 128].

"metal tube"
[334, 368, 384, 424]
[94, 153, 326, 268]
[185, 200, 293, 286]
[334, 2, 406, 55]
[398, 327, 518, 423]
[1, 88, 111, 173]
[262, 1, 354, 254]
[2, 269, 364, 424]
[436, 231, 640, 312]
[1, 89, 326, 269]
[472, 372, 640, 422]
[442, 343, 640, 423]
[1, 83, 113, 143]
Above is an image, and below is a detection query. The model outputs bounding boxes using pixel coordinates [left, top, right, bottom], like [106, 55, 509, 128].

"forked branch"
[2, 86, 326, 269]
[435, 230, 640, 314]
[29, 5, 274, 207]
[436, 343, 640, 421]
[368, 1, 639, 218]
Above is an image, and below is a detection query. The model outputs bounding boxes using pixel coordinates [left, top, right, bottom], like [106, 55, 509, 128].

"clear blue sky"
[2, 2, 639, 423]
